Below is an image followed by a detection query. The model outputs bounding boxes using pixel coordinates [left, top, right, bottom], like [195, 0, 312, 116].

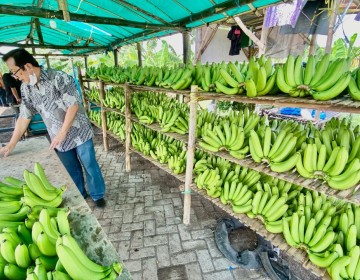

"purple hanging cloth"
[265, 0, 303, 28]
[355, 12, 360, 21]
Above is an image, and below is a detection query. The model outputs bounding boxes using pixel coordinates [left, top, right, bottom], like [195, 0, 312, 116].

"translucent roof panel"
[0, 0, 281, 54]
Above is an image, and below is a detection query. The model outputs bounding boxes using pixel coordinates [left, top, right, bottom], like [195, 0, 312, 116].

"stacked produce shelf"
[80, 61, 360, 280]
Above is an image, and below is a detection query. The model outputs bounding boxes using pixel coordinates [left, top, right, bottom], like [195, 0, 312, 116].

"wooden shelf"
[91, 121, 186, 183]
[129, 115, 188, 144]
[182, 184, 327, 279]
[197, 148, 360, 206]
[92, 102, 360, 206]
[83, 78, 360, 114]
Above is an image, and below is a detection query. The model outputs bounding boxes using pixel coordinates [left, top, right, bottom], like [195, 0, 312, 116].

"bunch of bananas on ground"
[56, 234, 122, 280]
[103, 87, 125, 111]
[348, 68, 360, 101]
[22, 164, 66, 209]
[277, 54, 352, 100]
[0, 163, 123, 279]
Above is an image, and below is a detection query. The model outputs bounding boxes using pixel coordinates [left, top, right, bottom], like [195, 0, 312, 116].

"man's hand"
[0, 143, 15, 157]
[49, 131, 67, 150]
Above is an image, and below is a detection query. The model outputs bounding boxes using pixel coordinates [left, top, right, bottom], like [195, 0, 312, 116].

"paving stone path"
[89, 131, 272, 280]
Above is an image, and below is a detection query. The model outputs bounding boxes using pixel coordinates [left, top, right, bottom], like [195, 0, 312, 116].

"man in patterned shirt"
[0, 48, 106, 208]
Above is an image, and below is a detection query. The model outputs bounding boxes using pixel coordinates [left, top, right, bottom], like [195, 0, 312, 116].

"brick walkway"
[89, 131, 272, 280]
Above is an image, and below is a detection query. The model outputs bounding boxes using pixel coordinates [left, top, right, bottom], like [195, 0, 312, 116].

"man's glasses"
[10, 67, 22, 79]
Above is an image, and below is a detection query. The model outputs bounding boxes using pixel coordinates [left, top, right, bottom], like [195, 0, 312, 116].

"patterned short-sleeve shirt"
[19, 68, 93, 152]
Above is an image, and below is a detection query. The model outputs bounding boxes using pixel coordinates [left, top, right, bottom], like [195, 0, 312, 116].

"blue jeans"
[55, 138, 105, 201]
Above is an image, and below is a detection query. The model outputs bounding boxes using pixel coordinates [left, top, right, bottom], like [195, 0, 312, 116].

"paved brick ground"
[89, 130, 272, 280]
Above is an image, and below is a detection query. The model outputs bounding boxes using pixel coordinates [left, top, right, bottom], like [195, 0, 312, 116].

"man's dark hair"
[2, 48, 39, 68]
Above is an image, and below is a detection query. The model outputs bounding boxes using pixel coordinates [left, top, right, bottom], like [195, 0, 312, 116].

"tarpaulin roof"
[0, 0, 282, 55]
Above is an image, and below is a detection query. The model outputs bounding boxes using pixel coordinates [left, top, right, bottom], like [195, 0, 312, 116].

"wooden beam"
[0, 42, 105, 50]
[33, 53, 88, 57]
[136, 42, 142, 67]
[175, 0, 256, 26]
[57, 0, 70, 22]
[113, 0, 171, 26]
[233, 16, 265, 52]
[0, 5, 181, 30]
[34, 18, 44, 45]
[247, 3, 262, 17]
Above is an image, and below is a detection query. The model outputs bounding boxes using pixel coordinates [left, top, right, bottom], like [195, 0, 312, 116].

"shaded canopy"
[0, 0, 282, 55]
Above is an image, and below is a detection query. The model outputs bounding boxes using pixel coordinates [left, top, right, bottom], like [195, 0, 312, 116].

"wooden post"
[325, 1, 339, 54]
[136, 42, 142, 67]
[309, 34, 317, 55]
[113, 49, 118, 67]
[99, 81, 109, 152]
[77, 65, 88, 110]
[183, 85, 197, 225]
[84, 56, 88, 71]
[183, 31, 191, 65]
[45, 55, 50, 69]
[125, 83, 131, 172]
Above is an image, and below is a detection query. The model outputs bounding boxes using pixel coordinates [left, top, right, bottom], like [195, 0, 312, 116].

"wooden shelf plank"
[83, 78, 360, 114]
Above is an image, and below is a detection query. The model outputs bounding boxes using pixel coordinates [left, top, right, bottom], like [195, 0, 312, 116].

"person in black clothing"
[227, 26, 242, 56]
[2, 73, 21, 105]
[0, 74, 6, 106]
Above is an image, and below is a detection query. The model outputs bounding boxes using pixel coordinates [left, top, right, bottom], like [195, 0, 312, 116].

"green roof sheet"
[0, 0, 281, 55]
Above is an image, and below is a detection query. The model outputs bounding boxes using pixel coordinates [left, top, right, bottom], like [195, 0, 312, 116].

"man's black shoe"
[95, 198, 106, 208]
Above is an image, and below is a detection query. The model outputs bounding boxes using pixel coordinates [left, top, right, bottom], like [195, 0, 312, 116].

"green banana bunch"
[194, 168, 222, 198]
[348, 68, 360, 100]
[56, 234, 122, 280]
[168, 151, 187, 174]
[276, 54, 352, 100]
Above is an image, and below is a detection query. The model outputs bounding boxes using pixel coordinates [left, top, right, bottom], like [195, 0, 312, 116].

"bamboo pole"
[183, 85, 197, 225]
[309, 34, 317, 55]
[125, 83, 132, 172]
[137, 42, 142, 67]
[325, 1, 339, 54]
[77, 66, 88, 111]
[99, 81, 109, 152]
[45, 55, 50, 69]
[113, 49, 118, 67]
[233, 16, 265, 53]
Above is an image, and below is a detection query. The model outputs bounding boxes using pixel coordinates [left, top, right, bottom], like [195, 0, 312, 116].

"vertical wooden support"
[136, 42, 142, 67]
[125, 83, 132, 172]
[183, 31, 191, 65]
[77, 66, 88, 110]
[325, 1, 339, 54]
[99, 81, 109, 152]
[113, 49, 118, 67]
[309, 34, 317, 55]
[45, 55, 50, 69]
[258, 9, 268, 57]
[84, 56, 89, 72]
[183, 85, 197, 225]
